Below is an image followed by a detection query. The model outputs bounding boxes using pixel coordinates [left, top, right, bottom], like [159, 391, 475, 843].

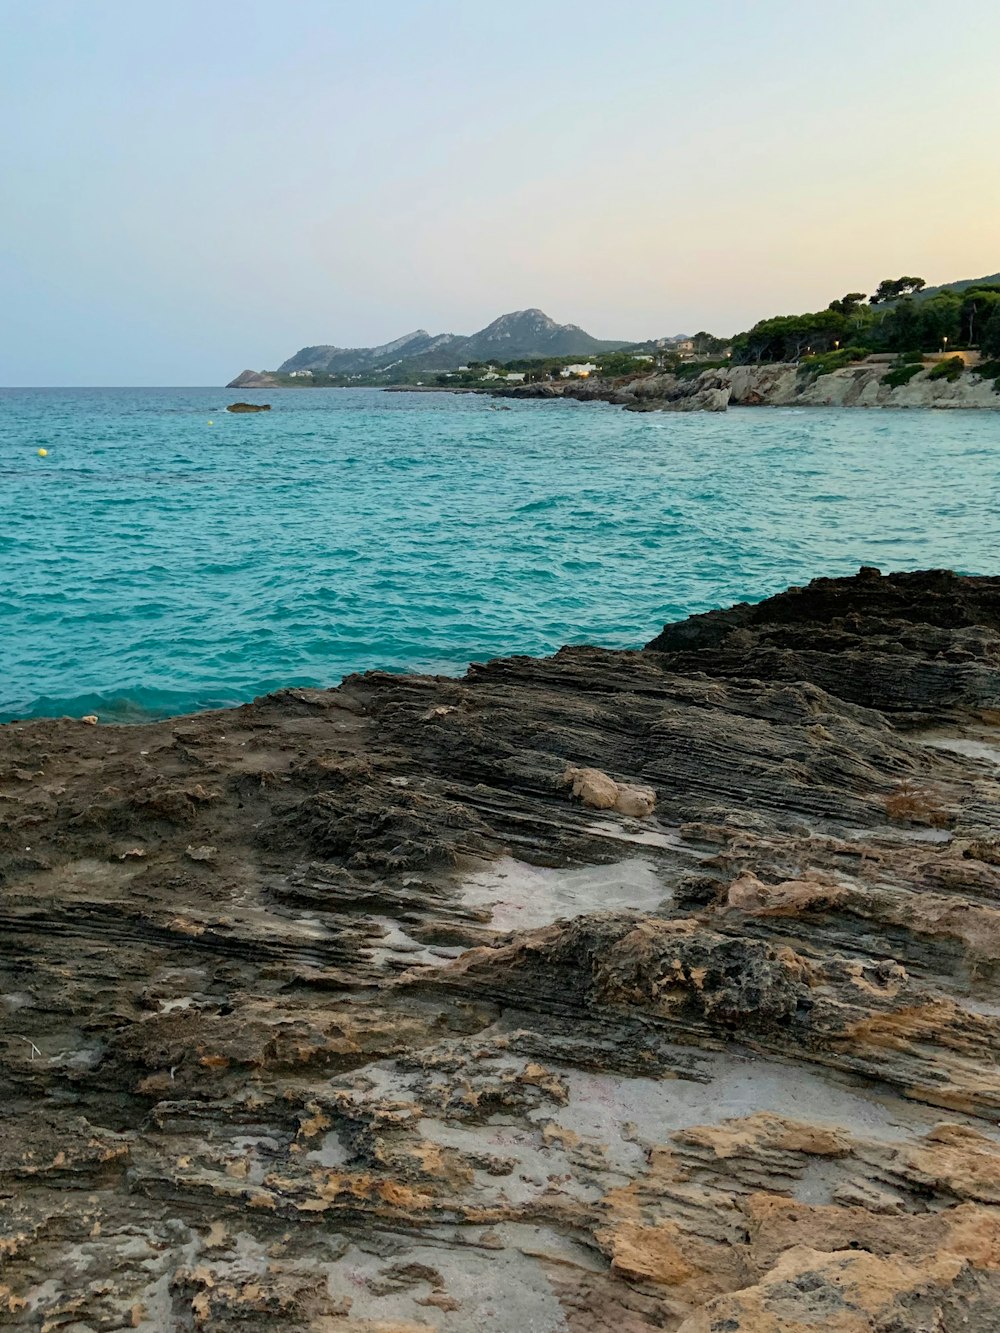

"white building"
[560, 363, 597, 378]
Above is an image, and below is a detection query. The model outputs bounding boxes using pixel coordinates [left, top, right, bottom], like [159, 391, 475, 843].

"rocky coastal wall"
[4, 569, 1000, 1328]
[503, 361, 1000, 412]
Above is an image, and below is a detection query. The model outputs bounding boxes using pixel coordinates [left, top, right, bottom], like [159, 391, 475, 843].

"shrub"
[973, 359, 1000, 393]
[796, 346, 868, 378]
[882, 363, 923, 388]
[672, 358, 729, 380]
[884, 781, 952, 828]
[927, 355, 965, 382]
[900, 349, 925, 364]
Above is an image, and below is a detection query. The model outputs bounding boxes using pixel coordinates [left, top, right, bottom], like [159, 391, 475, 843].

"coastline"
[5, 568, 1000, 1327]
[495, 358, 1000, 412]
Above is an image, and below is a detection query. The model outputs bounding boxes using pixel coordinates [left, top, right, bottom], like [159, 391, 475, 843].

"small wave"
[4, 686, 245, 725]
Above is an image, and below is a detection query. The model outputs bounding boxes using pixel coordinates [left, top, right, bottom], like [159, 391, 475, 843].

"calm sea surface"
[1, 386, 998, 721]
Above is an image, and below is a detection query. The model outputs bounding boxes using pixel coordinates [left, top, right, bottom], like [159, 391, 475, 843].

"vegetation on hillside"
[728, 277, 1000, 365]
[242, 273, 1000, 389]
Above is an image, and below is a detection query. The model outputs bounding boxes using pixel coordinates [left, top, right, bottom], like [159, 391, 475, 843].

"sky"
[2, 0, 999, 385]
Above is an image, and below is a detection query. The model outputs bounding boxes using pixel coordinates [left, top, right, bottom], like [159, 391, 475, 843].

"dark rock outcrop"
[4, 569, 1000, 1329]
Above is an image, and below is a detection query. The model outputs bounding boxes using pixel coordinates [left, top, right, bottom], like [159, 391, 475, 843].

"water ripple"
[1, 387, 998, 720]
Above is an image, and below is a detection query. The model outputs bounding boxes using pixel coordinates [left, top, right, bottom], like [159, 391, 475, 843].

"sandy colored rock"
[563, 765, 656, 817]
[564, 764, 620, 809]
[613, 783, 657, 817]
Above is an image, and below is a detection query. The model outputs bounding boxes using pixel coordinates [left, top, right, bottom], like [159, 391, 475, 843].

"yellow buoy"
[208, 420, 214, 425]
[37, 448, 48, 457]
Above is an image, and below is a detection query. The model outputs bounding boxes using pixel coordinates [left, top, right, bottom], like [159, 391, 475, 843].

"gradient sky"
[2, 0, 999, 385]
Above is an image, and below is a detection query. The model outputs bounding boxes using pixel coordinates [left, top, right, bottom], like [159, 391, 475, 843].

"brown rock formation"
[3, 569, 1000, 1329]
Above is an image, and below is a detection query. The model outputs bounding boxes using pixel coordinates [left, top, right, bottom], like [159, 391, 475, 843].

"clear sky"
[2, 0, 998, 385]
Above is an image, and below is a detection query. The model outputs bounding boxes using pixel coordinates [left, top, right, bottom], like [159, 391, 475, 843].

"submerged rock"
[3, 568, 1000, 1328]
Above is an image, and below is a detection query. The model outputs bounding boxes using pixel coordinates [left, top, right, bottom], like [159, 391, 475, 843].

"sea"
[1, 386, 998, 722]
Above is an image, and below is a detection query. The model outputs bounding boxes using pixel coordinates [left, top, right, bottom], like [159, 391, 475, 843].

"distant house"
[504, 372, 526, 383]
[288, 369, 314, 378]
[560, 362, 597, 378]
[481, 369, 502, 381]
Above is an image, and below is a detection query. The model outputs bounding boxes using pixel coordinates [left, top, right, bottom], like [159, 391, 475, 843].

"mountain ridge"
[230, 308, 631, 385]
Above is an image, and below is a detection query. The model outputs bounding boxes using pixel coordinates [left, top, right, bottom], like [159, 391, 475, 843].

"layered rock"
[3, 570, 1000, 1329]
[502, 362, 1000, 411]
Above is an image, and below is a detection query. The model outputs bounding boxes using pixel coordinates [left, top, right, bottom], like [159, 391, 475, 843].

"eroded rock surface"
[4, 568, 1000, 1329]
[500, 361, 1000, 412]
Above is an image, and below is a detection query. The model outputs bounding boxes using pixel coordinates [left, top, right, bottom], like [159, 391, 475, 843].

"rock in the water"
[226, 400, 271, 412]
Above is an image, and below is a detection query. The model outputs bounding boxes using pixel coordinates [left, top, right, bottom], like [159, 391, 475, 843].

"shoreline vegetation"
[228, 272, 1000, 410]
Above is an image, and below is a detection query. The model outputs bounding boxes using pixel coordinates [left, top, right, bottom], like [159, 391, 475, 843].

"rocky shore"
[500, 361, 1000, 412]
[4, 569, 1000, 1329]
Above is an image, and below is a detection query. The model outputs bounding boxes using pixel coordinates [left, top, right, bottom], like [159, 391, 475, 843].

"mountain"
[230, 309, 630, 386]
[277, 330, 450, 376]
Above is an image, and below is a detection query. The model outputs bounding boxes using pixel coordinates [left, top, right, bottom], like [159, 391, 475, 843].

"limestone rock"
[563, 764, 619, 809]
[563, 765, 657, 816]
[3, 568, 1000, 1329]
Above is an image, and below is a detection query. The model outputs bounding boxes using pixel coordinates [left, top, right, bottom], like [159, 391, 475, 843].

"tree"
[879, 298, 923, 351]
[828, 292, 867, 316]
[731, 309, 850, 363]
[870, 276, 926, 305]
[690, 331, 729, 356]
[981, 307, 1000, 360]
[960, 287, 1000, 345]
[918, 293, 961, 350]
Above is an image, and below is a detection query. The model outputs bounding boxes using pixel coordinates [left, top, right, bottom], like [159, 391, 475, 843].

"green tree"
[828, 292, 867, 316]
[870, 276, 926, 305]
[918, 293, 961, 350]
[690, 331, 728, 356]
[981, 307, 1000, 360]
[960, 287, 1000, 344]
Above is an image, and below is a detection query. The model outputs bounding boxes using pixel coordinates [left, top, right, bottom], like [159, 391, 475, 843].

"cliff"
[4, 569, 1000, 1329]
[504, 359, 1000, 411]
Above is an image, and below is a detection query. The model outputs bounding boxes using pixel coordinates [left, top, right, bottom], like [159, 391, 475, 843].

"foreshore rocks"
[4, 569, 1000, 1328]
[499, 360, 1000, 411]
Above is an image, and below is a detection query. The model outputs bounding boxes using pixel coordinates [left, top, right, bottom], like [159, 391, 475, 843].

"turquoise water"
[1, 386, 998, 721]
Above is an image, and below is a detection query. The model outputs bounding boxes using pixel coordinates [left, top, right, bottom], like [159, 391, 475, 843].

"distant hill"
[915, 272, 1000, 300]
[230, 309, 631, 386]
